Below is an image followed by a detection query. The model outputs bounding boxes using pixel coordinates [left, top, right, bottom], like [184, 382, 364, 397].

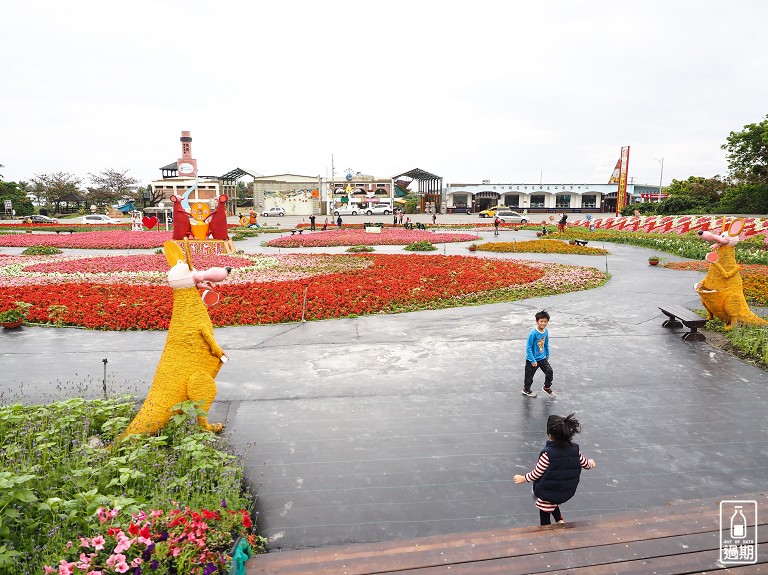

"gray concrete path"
[2, 230, 767, 551]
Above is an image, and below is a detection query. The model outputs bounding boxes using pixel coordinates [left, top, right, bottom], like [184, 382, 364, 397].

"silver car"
[495, 210, 528, 224]
[363, 205, 392, 215]
[262, 207, 285, 217]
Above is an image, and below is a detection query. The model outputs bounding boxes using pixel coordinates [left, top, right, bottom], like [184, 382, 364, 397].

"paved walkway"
[2, 230, 767, 551]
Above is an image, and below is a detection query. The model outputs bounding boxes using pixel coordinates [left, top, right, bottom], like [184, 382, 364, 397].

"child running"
[514, 413, 596, 525]
[523, 309, 554, 398]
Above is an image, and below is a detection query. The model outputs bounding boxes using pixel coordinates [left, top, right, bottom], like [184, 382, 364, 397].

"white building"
[445, 182, 654, 214]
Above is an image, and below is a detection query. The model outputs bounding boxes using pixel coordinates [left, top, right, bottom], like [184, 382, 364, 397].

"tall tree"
[30, 172, 83, 208]
[0, 181, 34, 216]
[87, 168, 138, 207]
[722, 114, 768, 184]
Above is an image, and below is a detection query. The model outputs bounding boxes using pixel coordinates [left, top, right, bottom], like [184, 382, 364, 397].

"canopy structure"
[219, 167, 263, 184]
[391, 168, 443, 213]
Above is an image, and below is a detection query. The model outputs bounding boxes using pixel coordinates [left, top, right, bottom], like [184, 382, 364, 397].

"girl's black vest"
[532, 440, 582, 504]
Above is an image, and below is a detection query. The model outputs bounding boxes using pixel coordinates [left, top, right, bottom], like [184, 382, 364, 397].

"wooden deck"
[248, 493, 766, 574]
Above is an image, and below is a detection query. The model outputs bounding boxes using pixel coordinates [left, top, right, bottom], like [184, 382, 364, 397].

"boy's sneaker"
[521, 390, 537, 398]
[542, 387, 557, 398]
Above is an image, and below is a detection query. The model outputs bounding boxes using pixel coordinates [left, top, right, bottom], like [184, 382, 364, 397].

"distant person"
[522, 309, 554, 398]
[558, 213, 568, 233]
[493, 215, 501, 236]
[322, 217, 329, 231]
[398, 212, 404, 225]
[432, 212, 437, 225]
[393, 212, 398, 226]
[309, 213, 316, 231]
[540, 225, 548, 236]
[514, 413, 596, 525]
[336, 214, 343, 229]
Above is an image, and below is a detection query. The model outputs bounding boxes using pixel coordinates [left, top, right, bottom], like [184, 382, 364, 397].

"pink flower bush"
[44, 505, 259, 574]
[266, 228, 480, 248]
[0, 230, 172, 249]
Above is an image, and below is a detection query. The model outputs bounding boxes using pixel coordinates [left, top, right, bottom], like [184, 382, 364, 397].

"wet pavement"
[2, 229, 767, 550]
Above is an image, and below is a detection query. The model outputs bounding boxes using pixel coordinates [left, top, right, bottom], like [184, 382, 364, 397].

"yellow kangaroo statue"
[695, 218, 768, 330]
[122, 240, 231, 438]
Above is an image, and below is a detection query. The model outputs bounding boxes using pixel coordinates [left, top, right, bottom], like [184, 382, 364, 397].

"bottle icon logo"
[730, 506, 747, 539]
[719, 500, 757, 565]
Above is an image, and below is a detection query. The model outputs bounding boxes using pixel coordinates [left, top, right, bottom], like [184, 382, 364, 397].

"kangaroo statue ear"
[163, 240, 186, 267]
[728, 218, 745, 237]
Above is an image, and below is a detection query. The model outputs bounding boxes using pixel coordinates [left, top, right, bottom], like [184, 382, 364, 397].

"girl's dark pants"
[540, 507, 562, 525]
[524, 359, 553, 391]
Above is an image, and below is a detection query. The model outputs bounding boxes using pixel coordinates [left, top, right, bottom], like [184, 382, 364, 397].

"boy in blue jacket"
[523, 309, 554, 398]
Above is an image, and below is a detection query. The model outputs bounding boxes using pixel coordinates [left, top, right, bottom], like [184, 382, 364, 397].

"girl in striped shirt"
[514, 413, 596, 525]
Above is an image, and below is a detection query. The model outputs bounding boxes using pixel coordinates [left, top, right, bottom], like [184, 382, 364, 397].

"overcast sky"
[2, 1, 766, 189]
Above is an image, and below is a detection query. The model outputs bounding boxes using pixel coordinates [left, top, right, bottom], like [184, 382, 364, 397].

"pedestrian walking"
[514, 413, 596, 525]
[322, 217, 328, 231]
[398, 212, 404, 224]
[522, 309, 555, 398]
[558, 213, 568, 233]
[393, 211, 398, 226]
[336, 214, 343, 229]
[309, 213, 316, 231]
[432, 212, 437, 225]
[493, 215, 500, 236]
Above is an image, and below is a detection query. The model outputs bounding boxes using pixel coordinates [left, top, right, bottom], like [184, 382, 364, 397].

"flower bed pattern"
[266, 228, 479, 248]
[0, 253, 607, 330]
[0, 230, 173, 249]
[475, 240, 608, 255]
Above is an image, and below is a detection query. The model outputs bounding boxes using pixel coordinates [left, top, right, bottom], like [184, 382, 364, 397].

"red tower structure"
[177, 131, 198, 178]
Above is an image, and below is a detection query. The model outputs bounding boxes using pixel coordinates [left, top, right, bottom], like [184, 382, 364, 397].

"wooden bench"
[289, 229, 304, 235]
[571, 239, 588, 246]
[659, 304, 707, 341]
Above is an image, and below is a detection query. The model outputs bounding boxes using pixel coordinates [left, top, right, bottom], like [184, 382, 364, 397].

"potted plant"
[468, 243, 478, 252]
[648, 256, 661, 266]
[0, 301, 31, 328]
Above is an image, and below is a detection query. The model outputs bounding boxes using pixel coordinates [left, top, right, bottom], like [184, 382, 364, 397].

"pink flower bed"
[0, 253, 372, 286]
[266, 228, 480, 247]
[0, 230, 172, 249]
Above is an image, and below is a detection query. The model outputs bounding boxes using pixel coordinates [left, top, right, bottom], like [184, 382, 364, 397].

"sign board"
[4, 200, 12, 210]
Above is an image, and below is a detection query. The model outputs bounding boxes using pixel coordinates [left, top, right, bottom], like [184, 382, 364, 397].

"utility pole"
[655, 157, 664, 203]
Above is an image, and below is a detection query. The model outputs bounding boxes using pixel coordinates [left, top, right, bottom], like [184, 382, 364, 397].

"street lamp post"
[654, 157, 664, 203]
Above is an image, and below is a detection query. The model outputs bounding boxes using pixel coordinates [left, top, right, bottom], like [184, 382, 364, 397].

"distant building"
[445, 182, 658, 214]
[149, 131, 237, 213]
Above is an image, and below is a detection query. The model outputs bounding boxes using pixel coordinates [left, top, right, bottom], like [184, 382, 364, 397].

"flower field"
[663, 261, 768, 306]
[0, 230, 173, 249]
[476, 240, 608, 255]
[0, 253, 608, 330]
[266, 228, 479, 248]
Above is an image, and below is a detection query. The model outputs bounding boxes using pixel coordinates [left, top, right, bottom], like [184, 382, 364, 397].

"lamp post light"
[654, 157, 664, 203]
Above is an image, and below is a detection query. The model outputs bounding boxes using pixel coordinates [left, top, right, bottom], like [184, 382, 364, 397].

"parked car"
[81, 214, 122, 224]
[262, 207, 285, 217]
[20, 214, 59, 224]
[495, 210, 528, 224]
[478, 206, 507, 218]
[333, 205, 362, 216]
[363, 205, 392, 215]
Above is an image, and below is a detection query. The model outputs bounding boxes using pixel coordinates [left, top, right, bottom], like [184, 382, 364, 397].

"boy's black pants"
[524, 359, 553, 391]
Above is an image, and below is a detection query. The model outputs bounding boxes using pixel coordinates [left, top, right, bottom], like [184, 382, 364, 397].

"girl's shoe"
[521, 390, 537, 398]
[542, 387, 557, 398]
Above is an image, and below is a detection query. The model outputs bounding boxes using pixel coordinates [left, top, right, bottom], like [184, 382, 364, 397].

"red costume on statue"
[170, 195, 193, 240]
[208, 195, 229, 240]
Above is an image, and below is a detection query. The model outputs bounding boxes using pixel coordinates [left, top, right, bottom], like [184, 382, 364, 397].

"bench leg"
[682, 331, 706, 342]
[662, 319, 683, 328]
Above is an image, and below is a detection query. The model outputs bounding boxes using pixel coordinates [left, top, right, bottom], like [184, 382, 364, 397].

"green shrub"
[20, 245, 63, 255]
[347, 245, 374, 252]
[404, 240, 437, 251]
[0, 397, 254, 572]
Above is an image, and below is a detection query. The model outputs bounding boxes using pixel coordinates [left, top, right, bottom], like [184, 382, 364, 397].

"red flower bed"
[0, 254, 546, 330]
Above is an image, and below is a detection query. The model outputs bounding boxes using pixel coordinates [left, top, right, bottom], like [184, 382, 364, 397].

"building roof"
[220, 167, 264, 182]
